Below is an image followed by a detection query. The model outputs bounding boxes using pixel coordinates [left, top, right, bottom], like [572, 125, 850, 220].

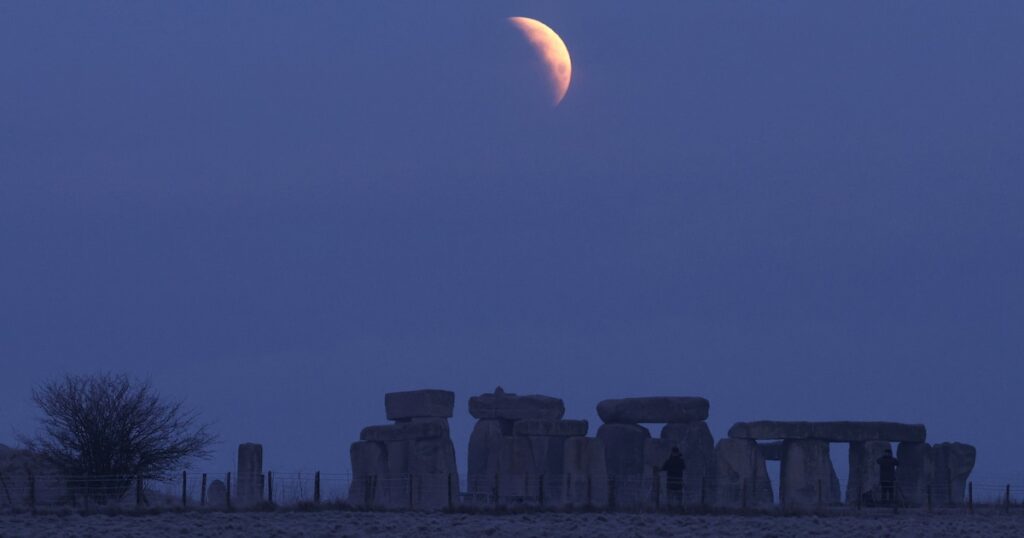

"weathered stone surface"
[360, 420, 446, 442]
[527, 436, 570, 504]
[728, 421, 926, 443]
[596, 423, 650, 508]
[846, 441, 891, 505]
[597, 423, 651, 476]
[206, 480, 228, 508]
[497, 436, 536, 499]
[469, 387, 564, 421]
[659, 421, 716, 504]
[467, 419, 510, 494]
[713, 438, 773, 508]
[348, 437, 458, 510]
[896, 442, 932, 507]
[563, 437, 608, 507]
[408, 437, 460, 510]
[347, 441, 388, 507]
[236, 443, 263, 506]
[597, 397, 709, 424]
[779, 439, 841, 509]
[513, 419, 589, 438]
[931, 442, 976, 506]
[385, 389, 454, 420]
[758, 441, 784, 461]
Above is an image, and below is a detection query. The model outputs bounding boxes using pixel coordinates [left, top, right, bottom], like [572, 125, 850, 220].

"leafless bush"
[21, 373, 216, 504]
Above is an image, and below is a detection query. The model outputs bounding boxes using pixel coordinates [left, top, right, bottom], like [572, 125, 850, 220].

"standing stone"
[563, 437, 608, 507]
[779, 439, 841, 510]
[348, 441, 388, 507]
[206, 480, 228, 508]
[408, 437, 460, 510]
[931, 442, 976, 505]
[385, 389, 455, 421]
[467, 419, 510, 495]
[896, 442, 932, 507]
[713, 438, 773, 508]
[497, 436, 536, 500]
[846, 441, 891, 504]
[660, 421, 715, 505]
[525, 435, 571, 505]
[596, 423, 650, 508]
[236, 443, 264, 506]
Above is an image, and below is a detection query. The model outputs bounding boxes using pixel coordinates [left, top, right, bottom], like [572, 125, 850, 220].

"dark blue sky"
[2, 2, 1022, 485]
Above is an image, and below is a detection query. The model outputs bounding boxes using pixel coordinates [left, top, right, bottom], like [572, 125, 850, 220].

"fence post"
[314, 471, 321, 504]
[565, 473, 571, 506]
[524, 473, 529, 503]
[28, 470, 36, 513]
[700, 475, 707, 510]
[136, 475, 143, 507]
[447, 473, 453, 510]
[586, 474, 592, 507]
[0, 471, 11, 506]
[493, 474, 499, 508]
[652, 468, 660, 510]
[1006, 484, 1011, 514]
[608, 476, 616, 510]
[408, 475, 414, 509]
[947, 475, 952, 506]
[201, 473, 207, 507]
[817, 478, 822, 509]
[267, 471, 273, 504]
[539, 474, 545, 507]
[226, 472, 232, 509]
[967, 481, 973, 514]
[741, 478, 747, 510]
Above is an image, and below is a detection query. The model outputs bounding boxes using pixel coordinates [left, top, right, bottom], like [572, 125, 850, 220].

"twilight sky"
[2, 2, 1023, 488]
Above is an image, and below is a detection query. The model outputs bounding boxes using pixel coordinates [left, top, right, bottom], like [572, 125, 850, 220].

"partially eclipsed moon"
[508, 16, 572, 106]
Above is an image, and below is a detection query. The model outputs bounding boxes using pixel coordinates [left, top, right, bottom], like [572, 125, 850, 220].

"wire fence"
[1, 469, 1022, 515]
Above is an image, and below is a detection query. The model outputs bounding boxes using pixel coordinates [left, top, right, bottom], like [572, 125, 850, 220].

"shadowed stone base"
[713, 438, 773, 508]
[780, 439, 841, 509]
[847, 441, 891, 504]
[563, 437, 608, 507]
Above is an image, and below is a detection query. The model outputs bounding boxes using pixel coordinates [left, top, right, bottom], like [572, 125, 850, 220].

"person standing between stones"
[876, 448, 899, 505]
[661, 447, 686, 507]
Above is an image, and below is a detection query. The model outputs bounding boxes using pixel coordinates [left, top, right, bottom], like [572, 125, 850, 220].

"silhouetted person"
[877, 448, 899, 505]
[661, 447, 686, 507]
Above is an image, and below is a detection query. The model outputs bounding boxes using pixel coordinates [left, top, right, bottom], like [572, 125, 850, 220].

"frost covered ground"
[3, 509, 1024, 538]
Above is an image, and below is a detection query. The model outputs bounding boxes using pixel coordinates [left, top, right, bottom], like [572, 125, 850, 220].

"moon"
[507, 17, 572, 106]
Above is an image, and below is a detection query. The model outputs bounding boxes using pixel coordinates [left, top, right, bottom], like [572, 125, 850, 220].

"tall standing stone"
[846, 441, 891, 504]
[779, 439, 840, 509]
[236, 443, 264, 506]
[467, 419, 510, 495]
[596, 423, 650, 508]
[896, 442, 932, 507]
[713, 438, 773, 507]
[563, 437, 608, 507]
[660, 421, 715, 505]
[931, 442, 976, 505]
